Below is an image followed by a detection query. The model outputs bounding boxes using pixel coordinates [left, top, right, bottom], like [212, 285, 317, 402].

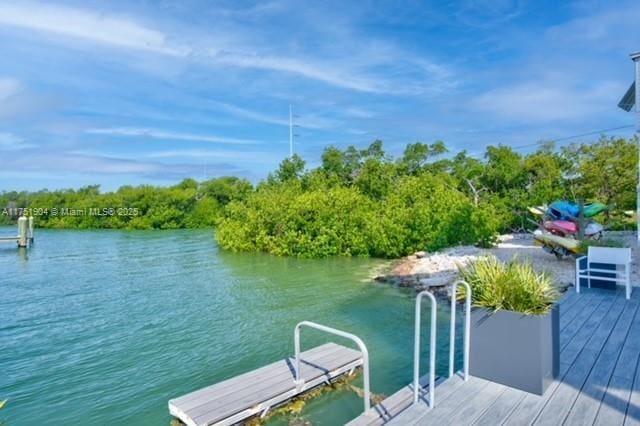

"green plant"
[577, 237, 626, 254]
[458, 256, 560, 315]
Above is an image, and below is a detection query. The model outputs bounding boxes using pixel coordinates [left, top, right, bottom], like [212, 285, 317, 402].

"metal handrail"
[447, 280, 471, 381]
[413, 290, 437, 407]
[294, 321, 371, 412]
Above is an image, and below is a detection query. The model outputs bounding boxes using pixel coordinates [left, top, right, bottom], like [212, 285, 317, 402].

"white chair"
[575, 247, 632, 299]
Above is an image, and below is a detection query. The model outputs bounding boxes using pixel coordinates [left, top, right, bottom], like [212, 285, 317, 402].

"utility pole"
[633, 51, 640, 244]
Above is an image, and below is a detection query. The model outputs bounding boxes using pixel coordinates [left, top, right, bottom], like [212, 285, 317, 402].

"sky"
[0, 0, 638, 191]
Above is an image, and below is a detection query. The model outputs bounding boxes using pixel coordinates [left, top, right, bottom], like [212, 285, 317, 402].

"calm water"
[0, 228, 459, 425]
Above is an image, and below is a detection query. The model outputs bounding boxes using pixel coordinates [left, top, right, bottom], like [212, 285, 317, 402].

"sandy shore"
[374, 231, 639, 292]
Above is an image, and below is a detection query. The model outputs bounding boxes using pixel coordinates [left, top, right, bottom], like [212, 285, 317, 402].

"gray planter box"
[470, 304, 559, 395]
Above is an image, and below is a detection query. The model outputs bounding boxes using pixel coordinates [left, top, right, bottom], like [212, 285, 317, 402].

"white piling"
[28, 216, 34, 242]
[18, 216, 28, 247]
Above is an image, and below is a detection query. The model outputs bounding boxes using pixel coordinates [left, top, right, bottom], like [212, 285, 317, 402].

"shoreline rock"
[373, 231, 639, 295]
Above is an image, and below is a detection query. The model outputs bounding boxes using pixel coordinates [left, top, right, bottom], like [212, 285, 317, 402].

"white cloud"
[0, 151, 244, 180]
[0, 132, 36, 150]
[343, 107, 377, 119]
[210, 101, 288, 126]
[546, 5, 640, 48]
[0, 132, 22, 145]
[0, 78, 21, 101]
[146, 149, 281, 164]
[0, 2, 452, 94]
[209, 52, 390, 93]
[471, 80, 624, 123]
[85, 127, 259, 145]
[454, 0, 524, 29]
[0, 2, 183, 56]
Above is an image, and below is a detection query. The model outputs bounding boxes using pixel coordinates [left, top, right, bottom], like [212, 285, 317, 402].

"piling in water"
[28, 216, 34, 242]
[18, 216, 28, 247]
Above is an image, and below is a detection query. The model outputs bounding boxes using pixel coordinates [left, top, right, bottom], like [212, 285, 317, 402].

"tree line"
[0, 136, 637, 258]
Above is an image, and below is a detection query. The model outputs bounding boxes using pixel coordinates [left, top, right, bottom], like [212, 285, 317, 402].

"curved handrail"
[447, 280, 472, 381]
[413, 290, 437, 407]
[294, 321, 371, 412]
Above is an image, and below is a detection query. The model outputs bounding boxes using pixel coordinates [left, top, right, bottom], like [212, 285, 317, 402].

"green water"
[0, 228, 458, 425]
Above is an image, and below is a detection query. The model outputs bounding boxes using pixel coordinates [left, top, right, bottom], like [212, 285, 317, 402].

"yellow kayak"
[533, 232, 581, 259]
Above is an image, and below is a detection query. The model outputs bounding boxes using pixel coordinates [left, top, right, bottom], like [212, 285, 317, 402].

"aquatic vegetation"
[0, 399, 7, 426]
[243, 370, 384, 426]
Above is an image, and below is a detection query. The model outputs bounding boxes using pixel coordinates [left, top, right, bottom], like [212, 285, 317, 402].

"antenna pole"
[289, 104, 293, 158]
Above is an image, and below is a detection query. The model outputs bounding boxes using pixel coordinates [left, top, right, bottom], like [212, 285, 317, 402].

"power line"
[509, 124, 635, 151]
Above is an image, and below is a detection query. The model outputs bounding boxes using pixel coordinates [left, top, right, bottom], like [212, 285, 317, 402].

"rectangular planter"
[470, 304, 559, 395]
[578, 257, 617, 291]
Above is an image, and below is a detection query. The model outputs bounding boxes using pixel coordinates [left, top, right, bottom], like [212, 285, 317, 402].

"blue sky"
[0, 0, 638, 191]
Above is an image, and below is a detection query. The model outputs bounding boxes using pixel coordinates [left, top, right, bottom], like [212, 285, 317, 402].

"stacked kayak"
[530, 200, 608, 259]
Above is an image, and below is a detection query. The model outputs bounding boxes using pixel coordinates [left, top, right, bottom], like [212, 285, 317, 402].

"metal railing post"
[413, 290, 436, 407]
[294, 321, 371, 412]
[448, 280, 471, 381]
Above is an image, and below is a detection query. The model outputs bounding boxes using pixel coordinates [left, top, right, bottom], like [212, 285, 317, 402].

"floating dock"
[169, 322, 369, 426]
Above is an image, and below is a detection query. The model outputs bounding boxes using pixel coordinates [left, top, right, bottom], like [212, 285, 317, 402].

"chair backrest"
[588, 246, 631, 265]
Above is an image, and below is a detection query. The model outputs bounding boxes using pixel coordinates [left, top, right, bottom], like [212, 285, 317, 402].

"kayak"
[547, 201, 608, 220]
[533, 231, 582, 259]
[533, 232, 581, 252]
[583, 202, 607, 217]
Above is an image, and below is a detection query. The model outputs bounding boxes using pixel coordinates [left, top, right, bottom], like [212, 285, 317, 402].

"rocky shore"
[374, 232, 639, 295]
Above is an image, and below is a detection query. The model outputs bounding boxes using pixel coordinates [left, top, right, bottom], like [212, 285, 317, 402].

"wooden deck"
[349, 286, 640, 425]
[169, 342, 363, 426]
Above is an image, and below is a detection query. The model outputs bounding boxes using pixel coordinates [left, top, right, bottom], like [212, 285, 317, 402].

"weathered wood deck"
[169, 342, 363, 426]
[349, 286, 640, 425]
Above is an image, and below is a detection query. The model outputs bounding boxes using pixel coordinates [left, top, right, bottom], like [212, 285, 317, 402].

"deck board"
[532, 294, 629, 425]
[382, 375, 468, 425]
[403, 375, 492, 424]
[562, 299, 639, 425]
[625, 351, 640, 425]
[169, 342, 362, 426]
[472, 385, 528, 425]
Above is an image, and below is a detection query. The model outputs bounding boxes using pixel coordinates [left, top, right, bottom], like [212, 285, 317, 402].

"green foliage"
[458, 256, 561, 315]
[1, 136, 636, 260]
[217, 171, 500, 258]
[563, 137, 638, 209]
[217, 185, 375, 257]
[577, 237, 627, 254]
[0, 177, 252, 229]
[271, 154, 306, 183]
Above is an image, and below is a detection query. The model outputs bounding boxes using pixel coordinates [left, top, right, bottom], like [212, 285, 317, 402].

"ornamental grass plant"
[458, 256, 560, 315]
